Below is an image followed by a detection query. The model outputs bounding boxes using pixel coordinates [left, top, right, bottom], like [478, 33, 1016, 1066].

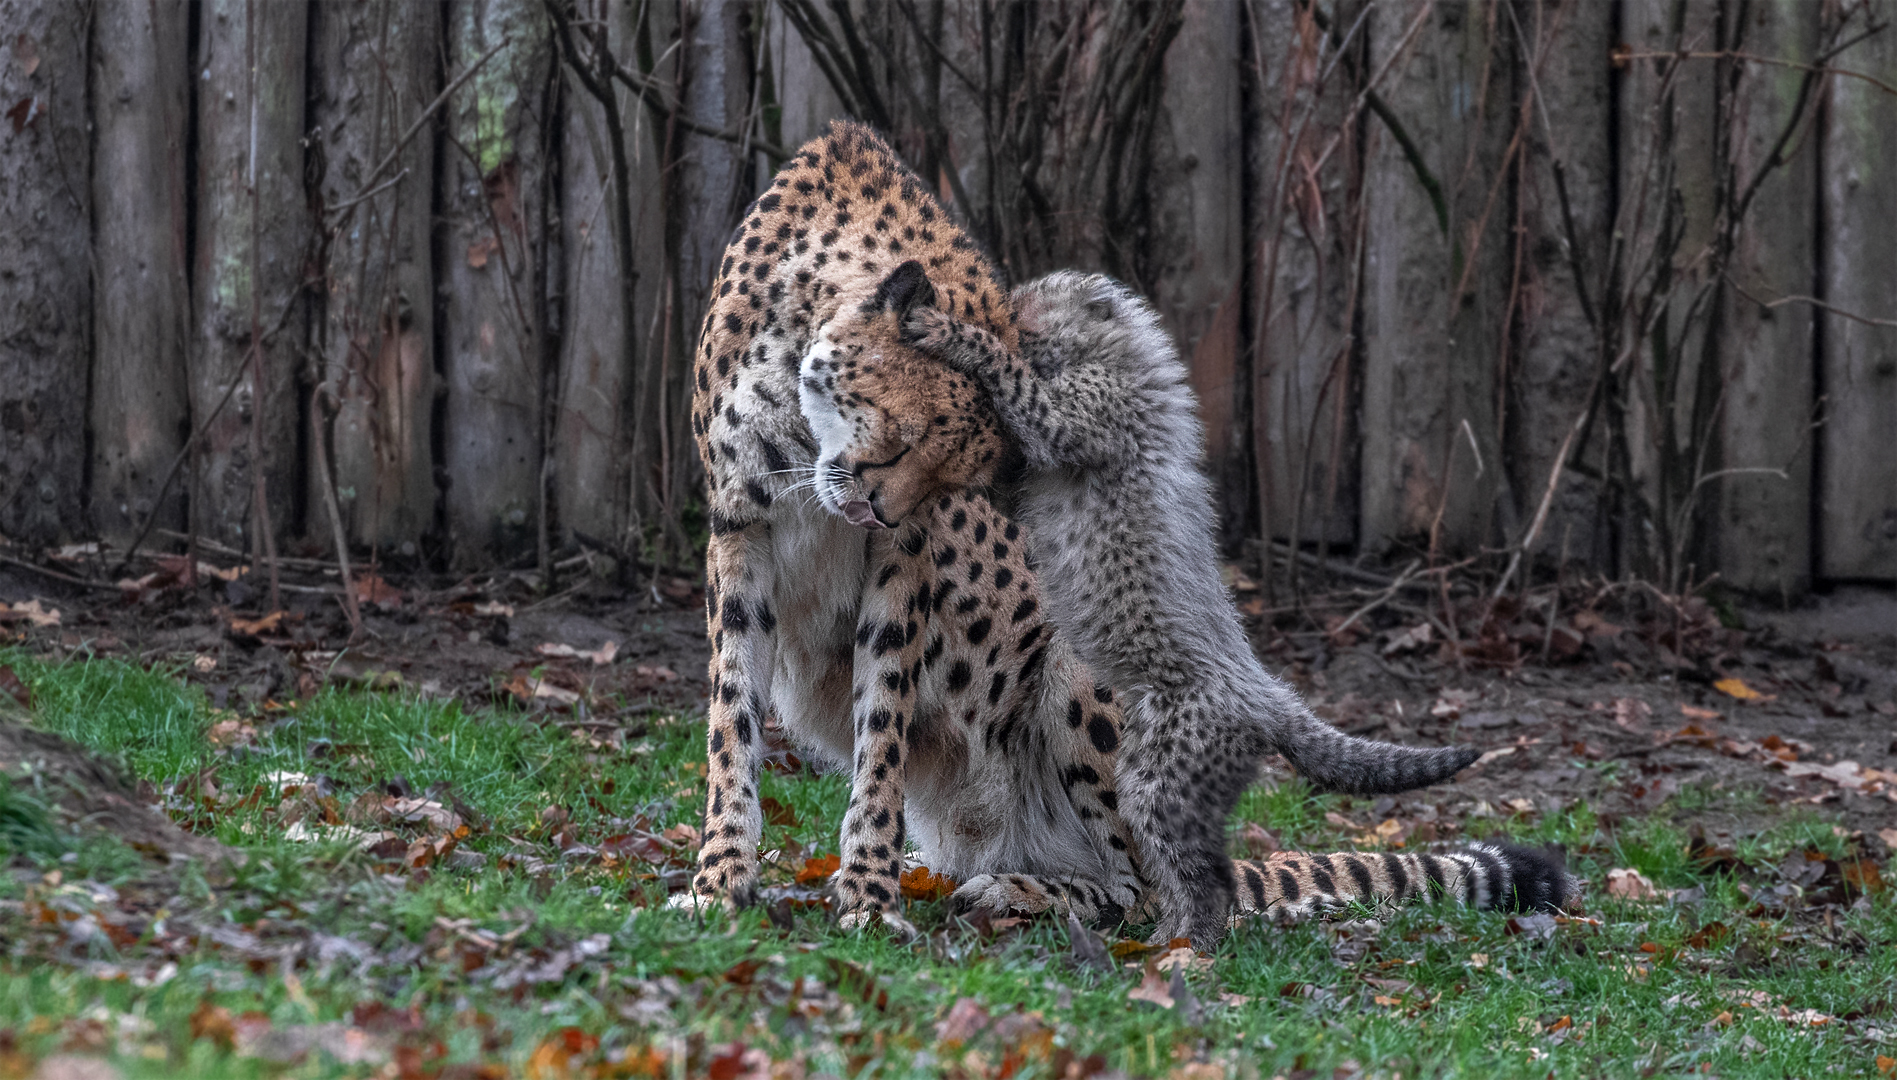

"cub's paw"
[837, 907, 919, 940]
[950, 873, 1058, 918]
[898, 305, 958, 351]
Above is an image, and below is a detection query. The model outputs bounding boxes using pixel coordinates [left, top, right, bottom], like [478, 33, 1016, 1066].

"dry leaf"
[2, 599, 61, 628]
[13, 33, 40, 76]
[898, 865, 956, 901]
[207, 718, 257, 748]
[1714, 677, 1772, 702]
[229, 611, 285, 636]
[1382, 623, 1432, 656]
[1613, 698, 1652, 729]
[1680, 704, 1722, 721]
[1126, 965, 1175, 1009]
[795, 854, 840, 886]
[189, 1001, 236, 1048]
[354, 574, 402, 607]
[1154, 947, 1213, 974]
[1605, 867, 1659, 900]
[535, 640, 618, 666]
[466, 236, 499, 269]
[472, 601, 514, 617]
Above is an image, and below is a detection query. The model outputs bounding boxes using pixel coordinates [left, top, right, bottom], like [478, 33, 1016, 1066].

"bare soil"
[2, 548, 1892, 846]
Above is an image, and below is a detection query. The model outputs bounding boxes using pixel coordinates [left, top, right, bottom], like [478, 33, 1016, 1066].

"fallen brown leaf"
[1605, 867, 1659, 900]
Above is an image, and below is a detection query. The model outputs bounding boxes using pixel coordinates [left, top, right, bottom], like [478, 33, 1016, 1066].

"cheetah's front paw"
[837, 907, 919, 940]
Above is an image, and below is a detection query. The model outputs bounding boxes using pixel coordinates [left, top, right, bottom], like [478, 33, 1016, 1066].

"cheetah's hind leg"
[950, 873, 1138, 930]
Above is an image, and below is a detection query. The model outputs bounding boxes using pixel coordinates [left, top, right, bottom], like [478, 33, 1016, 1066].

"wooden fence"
[0, 0, 1890, 594]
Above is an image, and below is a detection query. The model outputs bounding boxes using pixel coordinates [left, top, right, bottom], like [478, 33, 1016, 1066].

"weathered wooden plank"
[557, 0, 643, 549]
[1714, 0, 1818, 597]
[0, 0, 89, 545]
[1249, 0, 1361, 552]
[1158, 0, 1246, 547]
[1507, 0, 1614, 569]
[89, 0, 190, 547]
[191, 0, 308, 550]
[438, 0, 553, 568]
[1360, 2, 1514, 556]
[1818, 3, 1897, 581]
[1613, 0, 1723, 584]
[310, 0, 440, 554]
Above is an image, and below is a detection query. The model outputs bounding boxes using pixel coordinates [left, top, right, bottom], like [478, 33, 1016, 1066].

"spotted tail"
[1274, 703, 1482, 795]
[1230, 843, 1576, 921]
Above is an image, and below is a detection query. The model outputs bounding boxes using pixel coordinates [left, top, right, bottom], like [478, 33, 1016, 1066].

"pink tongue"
[842, 500, 885, 529]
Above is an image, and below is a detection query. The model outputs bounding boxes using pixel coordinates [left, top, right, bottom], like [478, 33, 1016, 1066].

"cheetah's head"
[799, 261, 1008, 529]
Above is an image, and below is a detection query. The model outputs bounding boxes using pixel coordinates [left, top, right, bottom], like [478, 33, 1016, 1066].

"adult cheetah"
[691, 121, 1568, 935]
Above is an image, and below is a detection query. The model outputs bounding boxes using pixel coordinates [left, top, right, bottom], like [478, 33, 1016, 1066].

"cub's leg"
[833, 525, 932, 933]
[689, 524, 777, 907]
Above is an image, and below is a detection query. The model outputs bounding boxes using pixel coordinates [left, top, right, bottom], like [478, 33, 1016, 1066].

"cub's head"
[799, 261, 1008, 529]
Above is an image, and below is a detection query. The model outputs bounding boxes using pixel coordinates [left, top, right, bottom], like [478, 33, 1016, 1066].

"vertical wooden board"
[438, 0, 552, 568]
[191, 0, 308, 550]
[0, 0, 89, 545]
[1616, 0, 1722, 578]
[675, 0, 756, 334]
[555, 0, 671, 548]
[1157, 0, 1246, 544]
[1715, 0, 1817, 597]
[311, 0, 440, 553]
[1251, 0, 1360, 550]
[89, 0, 190, 546]
[1819, 4, 1897, 580]
[763, 3, 845, 148]
[1360, 2, 1512, 555]
[1508, 0, 1613, 567]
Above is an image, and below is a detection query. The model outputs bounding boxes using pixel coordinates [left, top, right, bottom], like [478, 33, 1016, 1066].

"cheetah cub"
[905, 272, 1518, 947]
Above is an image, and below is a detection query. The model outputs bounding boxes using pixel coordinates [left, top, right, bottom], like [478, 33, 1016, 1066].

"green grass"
[1, 648, 1892, 1079]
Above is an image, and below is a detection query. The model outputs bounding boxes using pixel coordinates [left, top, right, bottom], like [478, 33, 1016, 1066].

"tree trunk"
[1818, 0, 1897, 581]
[439, 0, 553, 569]
[0, 0, 89, 545]
[310, 0, 440, 555]
[90, 0, 191, 547]
[191, 0, 309, 552]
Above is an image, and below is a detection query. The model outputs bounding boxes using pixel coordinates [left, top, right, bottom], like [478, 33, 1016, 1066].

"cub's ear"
[868, 259, 936, 316]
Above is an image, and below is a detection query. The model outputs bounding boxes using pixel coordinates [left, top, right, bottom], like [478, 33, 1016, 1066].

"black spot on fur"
[966, 618, 991, 644]
[1086, 714, 1118, 753]
[946, 660, 972, 692]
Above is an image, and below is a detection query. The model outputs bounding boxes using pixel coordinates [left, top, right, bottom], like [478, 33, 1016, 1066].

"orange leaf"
[898, 864, 957, 901]
[229, 611, 285, 636]
[1714, 677, 1772, 702]
[1680, 704, 1721, 721]
[1876, 1054, 1895, 1077]
[795, 853, 840, 886]
[188, 1000, 235, 1048]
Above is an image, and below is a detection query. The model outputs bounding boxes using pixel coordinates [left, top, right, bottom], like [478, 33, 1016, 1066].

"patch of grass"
[1, 650, 1890, 1079]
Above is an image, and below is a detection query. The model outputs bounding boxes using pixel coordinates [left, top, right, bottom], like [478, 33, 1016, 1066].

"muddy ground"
[2, 544, 1892, 849]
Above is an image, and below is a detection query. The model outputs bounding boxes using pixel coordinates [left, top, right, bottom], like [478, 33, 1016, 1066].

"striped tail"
[1230, 843, 1575, 922]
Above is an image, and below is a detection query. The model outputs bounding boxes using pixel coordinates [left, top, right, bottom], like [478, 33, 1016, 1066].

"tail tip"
[1484, 842, 1576, 911]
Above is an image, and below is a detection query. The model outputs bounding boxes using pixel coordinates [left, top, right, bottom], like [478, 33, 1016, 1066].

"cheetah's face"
[799, 262, 1006, 529]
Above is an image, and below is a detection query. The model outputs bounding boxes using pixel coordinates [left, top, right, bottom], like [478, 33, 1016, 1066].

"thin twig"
[1612, 46, 1897, 98]
[1725, 276, 1897, 328]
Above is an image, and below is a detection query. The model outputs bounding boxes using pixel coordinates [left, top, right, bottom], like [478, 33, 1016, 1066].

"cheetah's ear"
[869, 259, 937, 317]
